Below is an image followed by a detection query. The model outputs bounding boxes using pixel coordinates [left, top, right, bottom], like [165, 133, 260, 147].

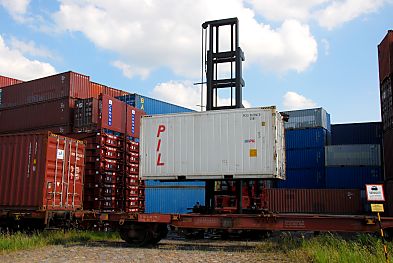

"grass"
[256, 233, 392, 263]
[1, 230, 392, 262]
[0, 230, 120, 254]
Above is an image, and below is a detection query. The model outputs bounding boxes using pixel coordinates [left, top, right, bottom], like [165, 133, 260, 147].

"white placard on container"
[366, 184, 385, 202]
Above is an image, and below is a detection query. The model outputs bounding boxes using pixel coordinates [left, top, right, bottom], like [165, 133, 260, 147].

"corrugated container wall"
[380, 76, 393, 131]
[0, 72, 89, 109]
[0, 132, 85, 210]
[276, 168, 325, 189]
[0, 98, 75, 134]
[384, 129, 393, 179]
[325, 144, 381, 166]
[286, 148, 325, 169]
[140, 107, 286, 180]
[0, 72, 130, 109]
[145, 181, 205, 213]
[117, 94, 194, 115]
[285, 128, 329, 149]
[0, 76, 23, 88]
[266, 189, 364, 214]
[331, 122, 383, 145]
[74, 95, 144, 137]
[378, 30, 393, 83]
[326, 167, 383, 189]
[281, 108, 331, 131]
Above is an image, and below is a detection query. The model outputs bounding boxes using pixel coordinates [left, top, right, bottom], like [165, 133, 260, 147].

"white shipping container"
[140, 107, 286, 180]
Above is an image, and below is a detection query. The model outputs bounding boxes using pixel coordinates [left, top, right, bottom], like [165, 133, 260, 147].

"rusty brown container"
[383, 128, 393, 180]
[100, 94, 126, 133]
[385, 180, 393, 216]
[126, 105, 144, 138]
[90, 82, 130, 99]
[266, 188, 364, 214]
[378, 30, 393, 83]
[0, 75, 23, 88]
[380, 77, 393, 132]
[0, 71, 89, 109]
[0, 132, 85, 211]
[0, 98, 76, 134]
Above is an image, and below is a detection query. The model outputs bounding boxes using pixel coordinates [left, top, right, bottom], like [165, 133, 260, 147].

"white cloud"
[112, 60, 150, 80]
[247, 0, 328, 22]
[0, 0, 30, 22]
[0, 35, 56, 80]
[53, 0, 318, 79]
[315, 0, 385, 30]
[10, 37, 54, 58]
[247, 0, 389, 30]
[283, 91, 316, 110]
[151, 81, 251, 111]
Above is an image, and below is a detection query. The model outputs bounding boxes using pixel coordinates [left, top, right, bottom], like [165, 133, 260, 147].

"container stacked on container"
[326, 122, 383, 189]
[278, 108, 331, 188]
[0, 71, 147, 214]
[0, 71, 129, 135]
[378, 30, 393, 215]
[73, 94, 145, 213]
[117, 94, 204, 213]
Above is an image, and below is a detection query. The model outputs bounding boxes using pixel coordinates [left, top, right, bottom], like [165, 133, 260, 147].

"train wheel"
[150, 224, 168, 245]
[119, 224, 153, 247]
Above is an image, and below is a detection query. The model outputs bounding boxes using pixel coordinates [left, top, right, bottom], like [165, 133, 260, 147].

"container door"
[45, 136, 84, 210]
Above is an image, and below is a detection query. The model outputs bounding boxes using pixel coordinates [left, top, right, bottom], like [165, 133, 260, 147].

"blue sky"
[0, 0, 392, 124]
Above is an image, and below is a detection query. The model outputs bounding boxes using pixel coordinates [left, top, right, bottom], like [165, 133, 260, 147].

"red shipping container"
[0, 98, 76, 134]
[0, 132, 85, 211]
[0, 75, 23, 88]
[265, 189, 363, 214]
[100, 94, 127, 133]
[0, 72, 89, 109]
[385, 180, 393, 216]
[380, 77, 393, 132]
[383, 128, 393, 180]
[126, 105, 144, 138]
[378, 30, 393, 83]
[0, 72, 130, 110]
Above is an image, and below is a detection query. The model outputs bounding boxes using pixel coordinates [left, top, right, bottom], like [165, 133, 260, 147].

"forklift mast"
[202, 17, 245, 213]
[202, 17, 245, 111]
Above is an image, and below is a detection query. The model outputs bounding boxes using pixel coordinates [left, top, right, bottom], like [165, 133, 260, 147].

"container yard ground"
[0, 231, 390, 262]
[0, 239, 288, 263]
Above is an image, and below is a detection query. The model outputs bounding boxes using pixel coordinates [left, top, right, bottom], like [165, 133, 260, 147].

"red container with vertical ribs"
[0, 132, 85, 211]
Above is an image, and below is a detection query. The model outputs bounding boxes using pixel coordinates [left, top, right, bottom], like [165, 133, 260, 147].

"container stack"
[73, 94, 145, 212]
[378, 30, 393, 215]
[0, 71, 146, 213]
[326, 123, 383, 189]
[0, 72, 129, 135]
[117, 94, 204, 214]
[278, 108, 331, 188]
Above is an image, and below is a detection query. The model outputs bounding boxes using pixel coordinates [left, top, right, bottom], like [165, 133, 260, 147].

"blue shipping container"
[325, 166, 383, 189]
[331, 122, 382, 145]
[116, 93, 194, 115]
[277, 168, 325, 188]
[285, 128, 329, 149]
[145, 181, 205, 213]
[286, 147, 325, 169]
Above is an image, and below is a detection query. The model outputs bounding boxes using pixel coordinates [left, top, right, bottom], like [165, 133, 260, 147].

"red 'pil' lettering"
[157, 153, 164, 166]
[157, 125, 166, 137]
[157, 139, 161, 152]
